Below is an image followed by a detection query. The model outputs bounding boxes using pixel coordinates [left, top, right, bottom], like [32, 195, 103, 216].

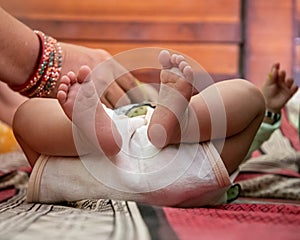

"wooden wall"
[244, 0, 295, 87]
[294, 0, 300, 86]
[0, 0, 296, 86]
[0, 0, 241, 83]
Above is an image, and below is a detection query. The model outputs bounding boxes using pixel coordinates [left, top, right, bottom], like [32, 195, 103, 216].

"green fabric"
[226, 184, 241, 203]
[126, 105, 149, 118]
[245, 119, 281, 160]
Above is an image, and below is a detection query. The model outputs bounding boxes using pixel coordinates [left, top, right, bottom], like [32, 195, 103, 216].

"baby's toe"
[158, 50, 172, 69]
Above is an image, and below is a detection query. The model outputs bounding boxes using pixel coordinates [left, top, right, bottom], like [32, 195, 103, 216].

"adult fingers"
[100, 81, 131, 108]
[114, 72, 146, 103]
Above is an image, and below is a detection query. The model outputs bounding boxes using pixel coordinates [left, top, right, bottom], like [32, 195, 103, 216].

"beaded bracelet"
[10, 30, 63, 98]
[24, 34, 56, 96]
[27, 34, 59, 97]
[36, 39, 62, 97]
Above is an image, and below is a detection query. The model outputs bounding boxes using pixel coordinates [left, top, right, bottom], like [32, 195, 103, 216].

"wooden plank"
[18, 17, 241, 43]
[293, 43, 300, 86]
[244, 0, 294, 87]
[131, 69, 238, 84]
[0, 0, 241, 82]
[293, 0, 300, 86]
[297, 0, 300, 19]
[1, 0, 240, 21]
[64, 41, 240, 77]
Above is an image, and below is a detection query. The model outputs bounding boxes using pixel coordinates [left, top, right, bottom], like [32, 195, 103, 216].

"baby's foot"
[57, 66, 91, 120]
[57, 66, 121, 157]
[159, 50, 194, 101]
[148, 50, 194, 148]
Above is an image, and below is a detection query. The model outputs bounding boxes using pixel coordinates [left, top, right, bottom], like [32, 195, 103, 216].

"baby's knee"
[235, 79, 265, 113]
[12, 99, 38, 137]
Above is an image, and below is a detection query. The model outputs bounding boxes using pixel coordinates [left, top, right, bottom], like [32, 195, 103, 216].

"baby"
[14, 50, 265, 207]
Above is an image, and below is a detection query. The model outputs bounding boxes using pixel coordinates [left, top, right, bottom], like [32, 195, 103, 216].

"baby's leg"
[148, 50, 194, 148]
[13, 66, 122, 167]
[148, 50, 265, 174]
[179, 79, 265, 174]
[57, 66, 122, 157]
[13, 98, 78, 166]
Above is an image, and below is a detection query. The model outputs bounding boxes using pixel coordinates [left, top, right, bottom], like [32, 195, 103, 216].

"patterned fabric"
[238, 174, 300, 200]
[0, 190, 151, 240]
[160, 203, 300, 240]
[236, 110, 300, 201]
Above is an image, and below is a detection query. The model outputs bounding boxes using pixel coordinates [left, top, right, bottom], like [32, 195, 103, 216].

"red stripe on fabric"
[0, 188, 17, 203]
[234, 172, 265, 181]
[251, 150, 262, 157]
[236, 169, 300, 180]
[163, 204, 300, 240]
[281, 109, 300, 150]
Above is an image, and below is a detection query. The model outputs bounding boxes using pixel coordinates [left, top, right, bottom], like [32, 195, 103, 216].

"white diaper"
[27, 106, 231, 207]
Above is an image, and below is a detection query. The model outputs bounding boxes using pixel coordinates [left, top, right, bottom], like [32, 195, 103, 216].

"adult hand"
[56, 43, 148, 108]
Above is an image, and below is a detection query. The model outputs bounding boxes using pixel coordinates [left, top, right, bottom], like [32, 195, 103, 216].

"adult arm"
[0, 6, 148, 107]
